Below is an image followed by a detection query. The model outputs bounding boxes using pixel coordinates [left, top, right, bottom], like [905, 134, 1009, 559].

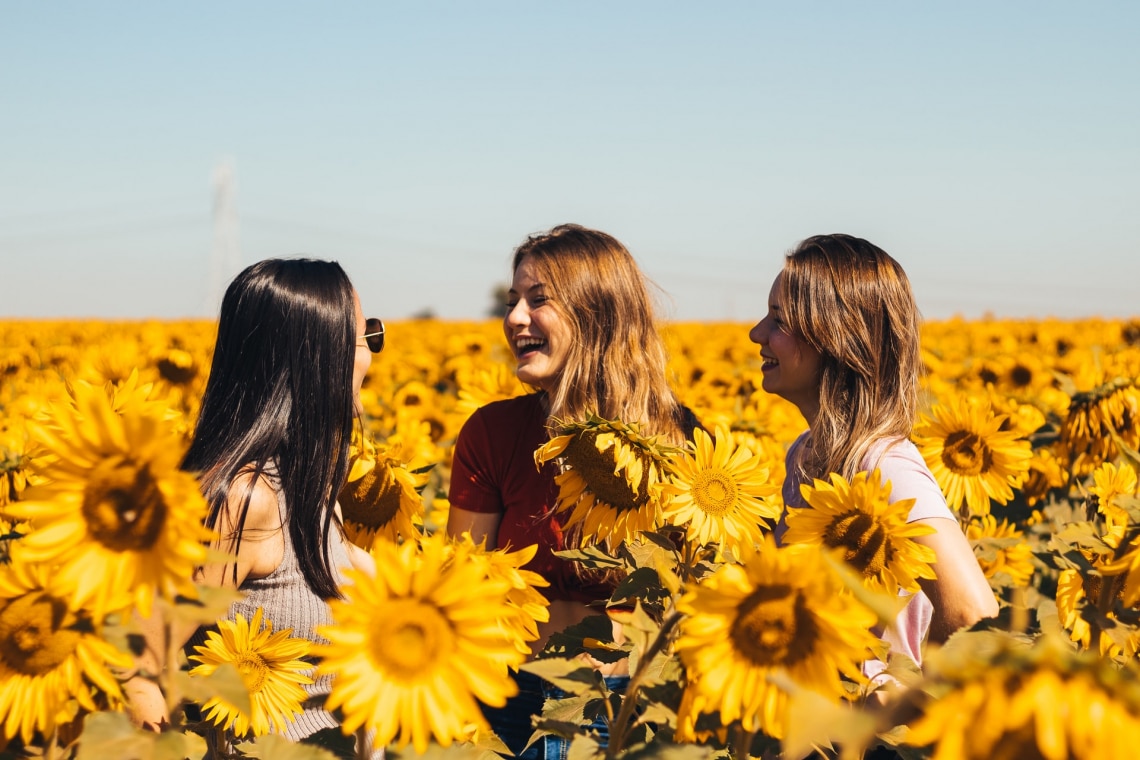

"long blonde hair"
[779, 234, 921, 481]
[512, 223, 687, 445]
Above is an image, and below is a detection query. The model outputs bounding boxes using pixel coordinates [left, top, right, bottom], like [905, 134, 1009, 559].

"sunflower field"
[2, 316, 1140, 759]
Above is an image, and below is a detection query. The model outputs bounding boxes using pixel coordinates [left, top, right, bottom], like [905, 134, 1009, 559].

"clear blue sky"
[3, 2, 1137, 321]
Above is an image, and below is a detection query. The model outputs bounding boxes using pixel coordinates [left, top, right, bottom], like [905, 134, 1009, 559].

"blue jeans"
[483, 670, 630, 760]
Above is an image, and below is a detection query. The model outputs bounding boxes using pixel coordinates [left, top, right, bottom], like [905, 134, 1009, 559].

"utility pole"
[206, 159, 241, 317]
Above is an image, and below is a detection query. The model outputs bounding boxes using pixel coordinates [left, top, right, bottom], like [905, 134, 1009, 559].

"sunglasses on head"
[360, 317, 385, 353]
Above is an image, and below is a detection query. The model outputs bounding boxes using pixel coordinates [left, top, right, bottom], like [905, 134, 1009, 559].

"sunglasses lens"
[366, 318, 385, 353]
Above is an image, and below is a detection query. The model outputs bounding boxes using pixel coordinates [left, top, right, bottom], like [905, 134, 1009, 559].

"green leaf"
[553, 545, 624, 569]
[521, 658, 607, 698]
[621, 744, 715, 760]
[237, 732, 345, 759]
[74, 711, 161, 760]
[566, 734, 603, 760]
[154, 731, 207, 760]
[168, 585, 245, 629]
[771, 673, 878, 760]
[610, 567, 670, 612]
[541, 614, 617, 659]
[177, 661, 251, 716]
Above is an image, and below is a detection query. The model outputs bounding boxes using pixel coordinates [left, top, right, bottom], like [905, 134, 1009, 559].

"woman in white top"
[748, 234, 997, 676]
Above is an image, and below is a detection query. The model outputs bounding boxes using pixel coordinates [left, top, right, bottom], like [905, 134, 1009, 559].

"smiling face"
[748, 272, 824, 423]
[503, 254, 573, 393]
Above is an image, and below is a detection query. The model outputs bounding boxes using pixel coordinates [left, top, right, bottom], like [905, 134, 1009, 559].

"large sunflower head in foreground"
[0, 560, 133, 744]
[660, 425, 780, 555]
[913, 395, 1033, 517]
[534, 414, 680, 547]
[338, 432, 426, 548]
[905, 633, 1140, 760]
[784, 469, 937, 596]
[674, 535, 881, 740]
[315, 531, 528, 754]
[188, 608, 314, 737]
[2, 380, 214, 619]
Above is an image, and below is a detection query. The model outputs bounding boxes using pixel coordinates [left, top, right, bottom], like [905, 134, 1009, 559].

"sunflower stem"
[605, 607, 681, 760]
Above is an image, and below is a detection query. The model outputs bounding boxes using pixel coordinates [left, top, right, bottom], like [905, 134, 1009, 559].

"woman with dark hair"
[125, 258, 384, 753]
[447, 224, 699, 758]
[749, 234, 997, 684]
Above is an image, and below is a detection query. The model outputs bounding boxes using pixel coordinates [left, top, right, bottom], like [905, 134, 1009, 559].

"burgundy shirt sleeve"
[449, 406, 504, 514]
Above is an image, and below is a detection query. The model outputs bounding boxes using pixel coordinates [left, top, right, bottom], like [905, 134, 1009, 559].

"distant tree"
[488, 283, 510, 318]
[411, 307, 437, 320]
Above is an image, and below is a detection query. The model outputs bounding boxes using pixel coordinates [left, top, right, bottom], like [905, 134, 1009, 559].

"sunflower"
[913, 395, 1033, 517]
[674, 535, 881, 740]
[188, 608, 314, 737]
[534, 414, 679, 548]
[1055, 566, 1136, 656]
[1088, 461, 1137, 534]
[660, 426, 780, 554]
[783, 470, 937, 596]
[2, 380, 214, 619]
[1021, 447, 1066, 507]
[1059, 378, 1140, 476]
[314, 531, 528, 754]
[446, 533, 551, 656]
[905, 633, 1140, 760]
[0, 560, 133, 744]
[965, 514, 1035, 587]
[339, 433, 426, 548]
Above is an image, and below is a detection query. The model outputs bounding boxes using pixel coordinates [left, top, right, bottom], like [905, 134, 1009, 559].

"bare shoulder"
[218, 469, 284, 538]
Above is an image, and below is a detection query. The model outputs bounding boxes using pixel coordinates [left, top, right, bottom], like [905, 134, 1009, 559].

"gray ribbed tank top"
[187, 478, 383, 756]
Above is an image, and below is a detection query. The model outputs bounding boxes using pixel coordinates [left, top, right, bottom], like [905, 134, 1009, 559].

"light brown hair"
[512, 223, 687, 445]
[779, 234, 921, 481]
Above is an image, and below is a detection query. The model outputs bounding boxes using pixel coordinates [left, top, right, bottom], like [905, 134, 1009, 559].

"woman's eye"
[504, 300, 518, 313]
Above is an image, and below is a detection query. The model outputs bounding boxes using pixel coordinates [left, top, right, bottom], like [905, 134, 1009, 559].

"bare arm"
[125, 474, 284, 729]
[446, 506, 503, 549]
[912, 516, 1000, 643]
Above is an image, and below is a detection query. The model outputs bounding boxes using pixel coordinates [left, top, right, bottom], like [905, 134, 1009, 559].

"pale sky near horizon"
[2, 2, 1138, 322]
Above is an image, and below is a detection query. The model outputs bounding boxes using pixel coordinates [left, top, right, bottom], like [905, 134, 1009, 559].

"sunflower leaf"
[521, 657, 607, 697]
[153, 731, 208, 760]
[167, 585, 246, 628]
[541, 613, 618, 660]
[73, 711, 161, 760]
[566, 734, 603, 760]
[176, 661, 251, 715]
[237, 733, 342, 759]
[554, 545, 624, 569]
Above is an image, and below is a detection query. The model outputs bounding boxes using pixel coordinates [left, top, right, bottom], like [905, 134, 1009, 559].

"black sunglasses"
[360, 317, 385, 353]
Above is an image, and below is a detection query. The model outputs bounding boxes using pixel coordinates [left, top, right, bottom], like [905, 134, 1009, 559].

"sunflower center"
[730, 584, 817, 667]
[691, 469, 738, 516]
[82, 456, 167, 551]
[564, 431, 650, 512]
[369, 601, 454, 680]
[340, 462, 402, 529]
[941, 430, 994, 476]
[823, 511, 891, 576]
[234, 650, 270, 694]
[0, 592, 81, 676]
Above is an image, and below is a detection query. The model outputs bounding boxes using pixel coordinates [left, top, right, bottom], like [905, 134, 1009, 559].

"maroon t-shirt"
[449, 393, 614, 604]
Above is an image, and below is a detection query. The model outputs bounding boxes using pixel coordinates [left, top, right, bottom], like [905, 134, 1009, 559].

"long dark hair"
[183, 257, 357, 599]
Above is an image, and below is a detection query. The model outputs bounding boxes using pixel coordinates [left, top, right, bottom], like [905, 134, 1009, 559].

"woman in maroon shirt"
[448, 224, 696, 759]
